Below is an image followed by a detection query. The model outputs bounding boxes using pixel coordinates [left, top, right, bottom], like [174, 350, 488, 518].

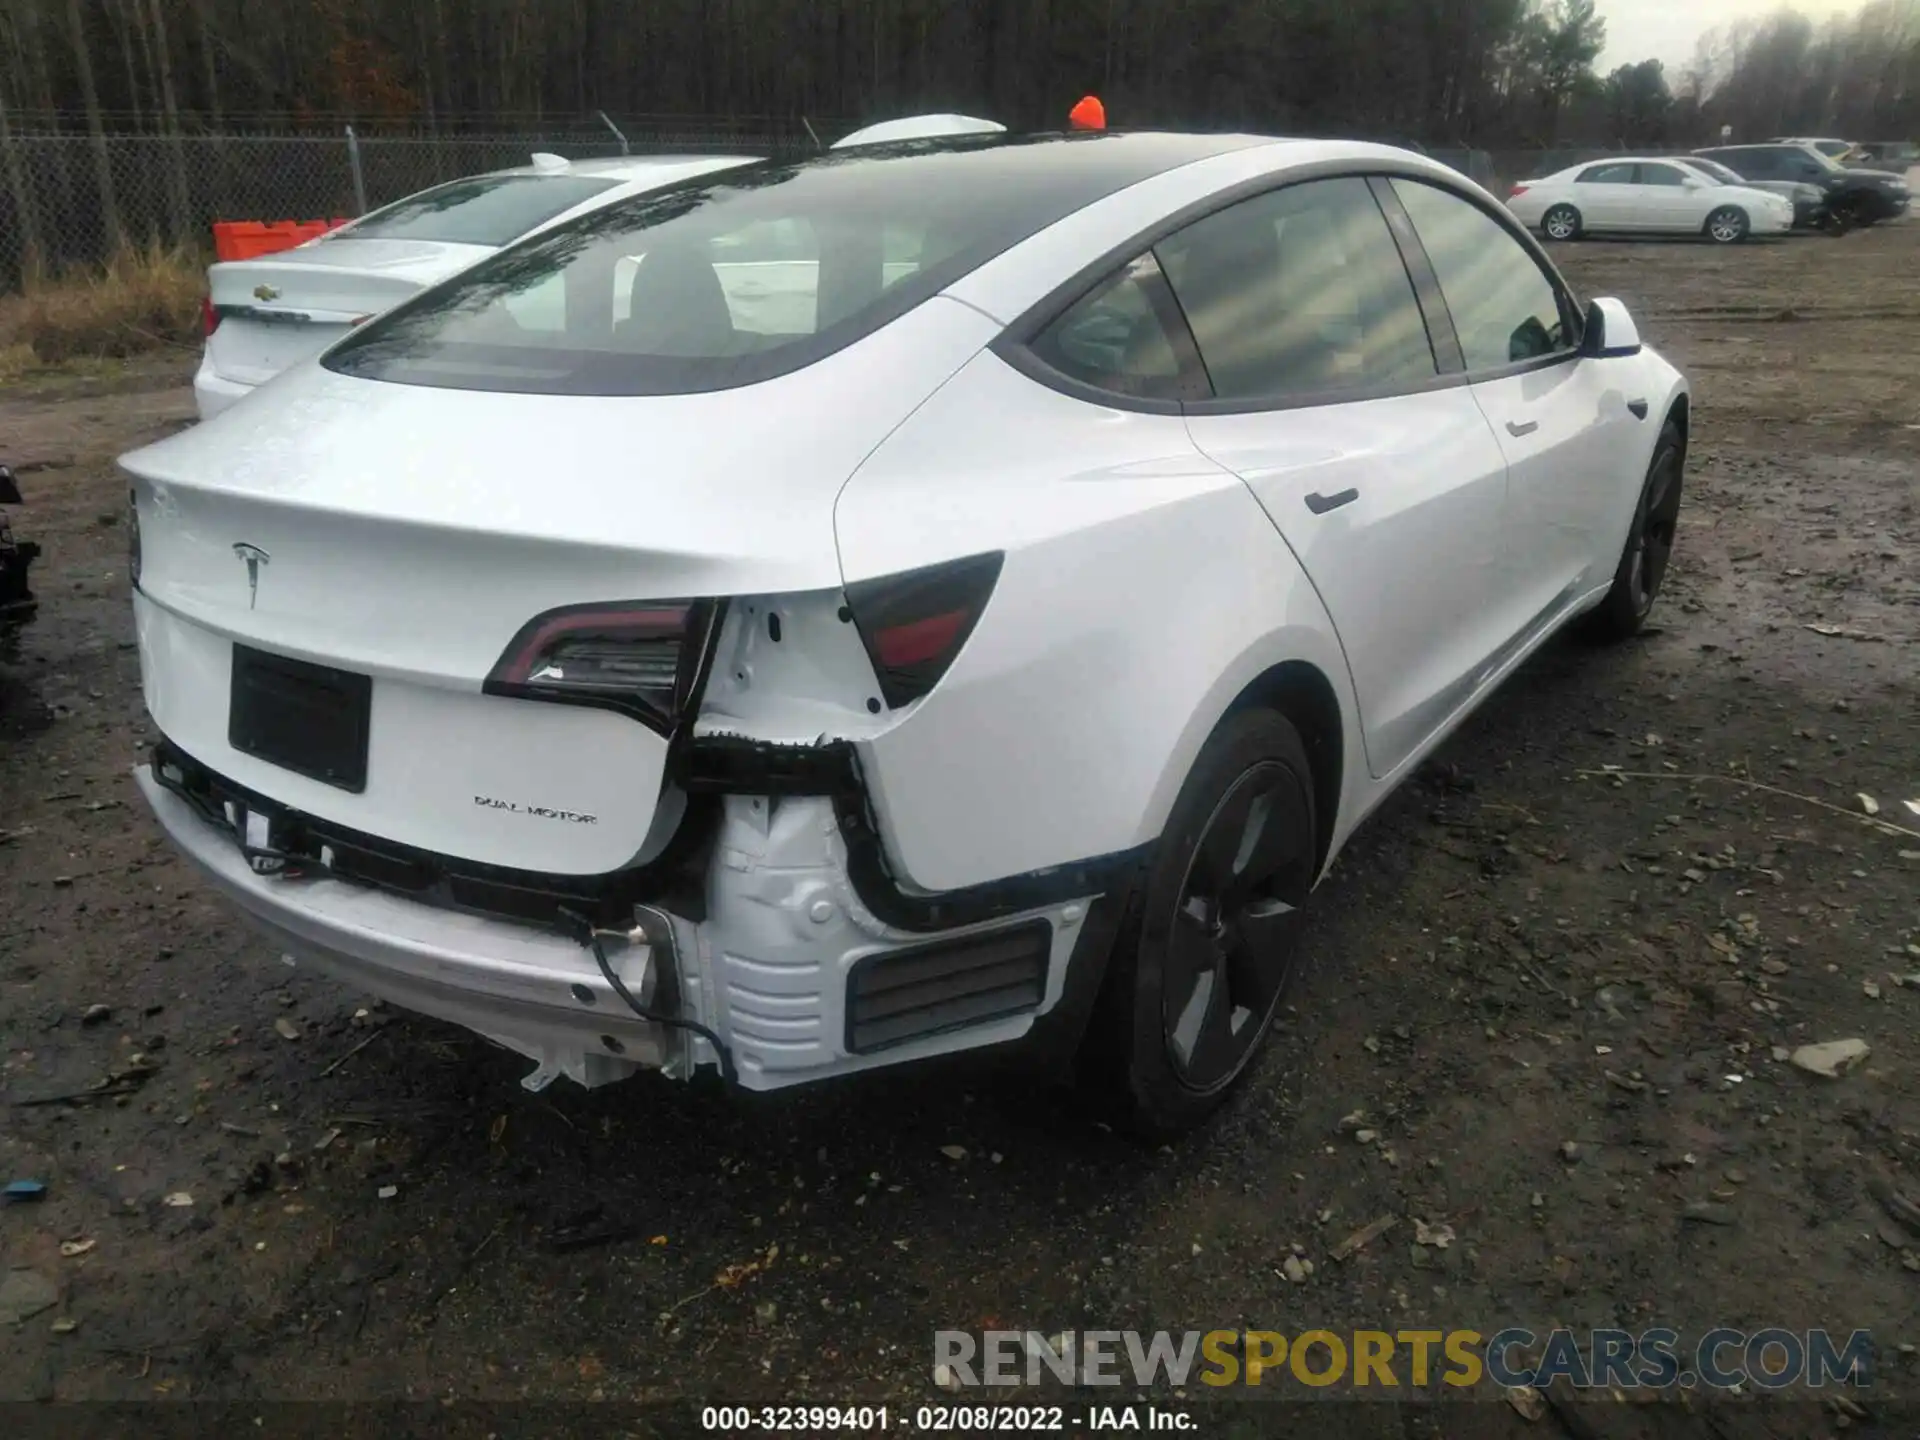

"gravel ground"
[2, 223, 1918, 1433]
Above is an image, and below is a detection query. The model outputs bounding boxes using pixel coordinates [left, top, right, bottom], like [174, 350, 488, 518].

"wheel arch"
[1666, 392, 1691, 461]
[1221, 661, 1344, 876]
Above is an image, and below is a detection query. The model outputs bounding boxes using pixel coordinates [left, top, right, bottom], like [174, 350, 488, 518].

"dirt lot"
[2, 225, 1918, 1431]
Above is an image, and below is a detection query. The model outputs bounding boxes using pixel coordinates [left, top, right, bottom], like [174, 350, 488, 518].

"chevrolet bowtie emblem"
[253, 283, 279, 302]
[233, 543, 270, 609]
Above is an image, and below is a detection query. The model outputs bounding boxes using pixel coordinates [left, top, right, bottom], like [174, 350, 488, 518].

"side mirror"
[1681, 176, 1706, 190]
[1582, 297, 1642, 359]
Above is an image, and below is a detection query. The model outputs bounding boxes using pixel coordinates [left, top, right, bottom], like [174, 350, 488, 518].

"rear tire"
[1542, 204, 1582, 242]
[1578, 419, 1685, 643]
[1085, 710, 1318, 1140]
[1705, 206, 1749, 244]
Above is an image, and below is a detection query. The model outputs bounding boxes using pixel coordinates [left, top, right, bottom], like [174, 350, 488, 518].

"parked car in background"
[126, 133, 1689, 1135]
[194, 152, 756, 421]
[1773, 137, 1868, 165]
[1697, 143, 1911, 230]
[1507, 156, 1793, 242]
[1675, 156, 1826, 229]
[1855, 141, 1919, 172]
[0, 465, 40, 627]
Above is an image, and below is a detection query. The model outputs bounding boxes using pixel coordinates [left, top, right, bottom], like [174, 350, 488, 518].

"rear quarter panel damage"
[833, 347, 1361, 894]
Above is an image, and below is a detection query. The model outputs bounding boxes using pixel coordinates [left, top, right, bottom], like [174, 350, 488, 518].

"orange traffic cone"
[1069, 95, 1107, 131]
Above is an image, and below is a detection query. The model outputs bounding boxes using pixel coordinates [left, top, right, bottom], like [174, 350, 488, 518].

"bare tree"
[64, 0, 123, 248]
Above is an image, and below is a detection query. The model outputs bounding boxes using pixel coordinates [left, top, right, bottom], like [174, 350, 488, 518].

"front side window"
[1154, 176, 1436, 401]
[1577, 163, 1637, 184]
[1390, 178, 1572, 374]
[338, 175, 618, 246]
[1637, 164, 1688, 187]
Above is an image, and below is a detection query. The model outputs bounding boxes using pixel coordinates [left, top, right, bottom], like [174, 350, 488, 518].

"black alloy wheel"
[1160, 760, 1311, 1093]
[1627, 437, 1684, 621]
[1088, 709, 1318, 1138]
[1578, 418, 1686, 642]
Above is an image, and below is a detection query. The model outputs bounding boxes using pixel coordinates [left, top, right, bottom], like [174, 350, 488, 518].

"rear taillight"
[484, 599, 720, 732]
[202, 296, 220, 336]
[1509, 184, 1530, 198]
[844, 552, 1003, 709]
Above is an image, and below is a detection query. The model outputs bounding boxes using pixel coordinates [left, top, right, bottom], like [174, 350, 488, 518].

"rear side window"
[1577, 163, 1636, 184]
[1391, 178, 1572, 374]
[1027, 254, 1192, 402]
[1155, 176, 1437, 401]
[341, 175, 618, 246]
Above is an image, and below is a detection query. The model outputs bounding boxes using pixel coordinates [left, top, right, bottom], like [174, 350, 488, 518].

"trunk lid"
[126, 296, 998, 875]
[205, 237, 494, 387]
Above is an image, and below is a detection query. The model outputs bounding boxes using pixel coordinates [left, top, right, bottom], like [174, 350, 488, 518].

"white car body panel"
[194, 155, 757, 421]
[836, 346, 1358, 891]
[1468, 359, 1644, 612]
[136, 593, 673, 873]
[833, 114, 1007, 148]
[130, 133, 1693, 1099]
[129, 296, 1000, 873]
[202, 237, 494, 391]
[1507, 158, 1795, 237]
[1183, 386, 1509, 781]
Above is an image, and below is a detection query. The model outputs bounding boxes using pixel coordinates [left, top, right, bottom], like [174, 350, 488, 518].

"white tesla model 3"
[125, 133, 1689, 1135]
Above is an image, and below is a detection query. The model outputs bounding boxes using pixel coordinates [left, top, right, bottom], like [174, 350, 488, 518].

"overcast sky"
[1594, 0, 1867, 71]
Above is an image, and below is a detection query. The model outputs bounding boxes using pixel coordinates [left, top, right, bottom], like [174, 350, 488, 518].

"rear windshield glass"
[337, 174, 618, 246]
[323, 134, 1264, 396]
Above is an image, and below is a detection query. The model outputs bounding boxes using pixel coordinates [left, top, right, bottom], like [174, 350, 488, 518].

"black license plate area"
[228, 645, 372, 793]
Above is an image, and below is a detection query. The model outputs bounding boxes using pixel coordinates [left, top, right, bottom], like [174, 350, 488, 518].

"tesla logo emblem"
[253, 283, 279, 302]
[233, 543, 270, 608]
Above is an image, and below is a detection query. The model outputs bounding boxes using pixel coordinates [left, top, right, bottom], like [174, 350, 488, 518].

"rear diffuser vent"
[846, 922, 1051, 1055]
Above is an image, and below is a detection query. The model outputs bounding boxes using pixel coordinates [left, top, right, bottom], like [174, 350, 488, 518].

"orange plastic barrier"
[212, 218, 354, 262]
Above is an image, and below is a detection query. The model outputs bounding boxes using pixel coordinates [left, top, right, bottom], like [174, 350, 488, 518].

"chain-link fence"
[0, 123, 818, 289]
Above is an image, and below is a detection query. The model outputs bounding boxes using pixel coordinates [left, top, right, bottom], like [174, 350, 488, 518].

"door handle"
[1305, 488, 1359, 515]
[1505, 419, 1539, 437]
[1627, 398, 1649, 419]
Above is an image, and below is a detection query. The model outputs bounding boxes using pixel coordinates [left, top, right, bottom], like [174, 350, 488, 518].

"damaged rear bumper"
[138, 766, 680, 1087]
[136, 752, 1120, 1093]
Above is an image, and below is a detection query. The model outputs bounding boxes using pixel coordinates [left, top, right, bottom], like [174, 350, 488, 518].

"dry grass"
[17, 242, 204, 364]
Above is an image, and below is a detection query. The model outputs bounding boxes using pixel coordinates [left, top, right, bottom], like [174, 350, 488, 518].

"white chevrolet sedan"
[125, 134, 1689, 1136]
[1507, 156, 1795, 242]
[193, 152, 755, 421]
